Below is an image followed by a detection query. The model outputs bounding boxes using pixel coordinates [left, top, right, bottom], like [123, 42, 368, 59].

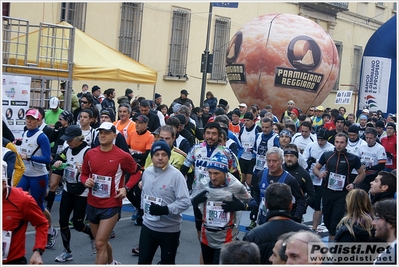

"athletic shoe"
[109, 229, 116, 239]
[55, 250, 73, 262]
[111, 259, 121, 265]
[245, 220, 257, 231]
[132, 245, 139, 256]
[46, 228, 58, 249]
[90, 239, 97, 254]
[68, 219, 74, 228]
[55, 185, 64, 195]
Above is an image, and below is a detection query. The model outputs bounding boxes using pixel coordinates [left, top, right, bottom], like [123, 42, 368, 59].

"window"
[60, 2, 87, 31]
[119, 3, 143, 61]
[167, 9, 191, 78]
[334, 42, 343, 91]
[211, 17, 231, 81]
[2, 2, 10, 17]
[351, 46, 363, 90]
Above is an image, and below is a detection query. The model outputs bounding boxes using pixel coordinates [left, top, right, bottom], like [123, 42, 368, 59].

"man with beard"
[283, 144, 315, 209]
[278, 129, 308, 170]
[369, 171, 396, 204]
[372, 199, 397, 265]
[180, 122, 240, 196]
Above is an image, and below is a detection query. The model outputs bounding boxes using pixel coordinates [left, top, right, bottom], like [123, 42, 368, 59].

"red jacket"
[381, 134, 397, 170]
[2, 187, 48, 263]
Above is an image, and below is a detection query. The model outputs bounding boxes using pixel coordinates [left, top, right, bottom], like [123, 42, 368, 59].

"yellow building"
[4, 2, 396, 115]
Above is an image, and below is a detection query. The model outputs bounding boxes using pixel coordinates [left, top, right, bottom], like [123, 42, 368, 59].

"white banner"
[2, 75, 31, 139]
[358, 56, 391, 112]
[335, 91, 352, 105]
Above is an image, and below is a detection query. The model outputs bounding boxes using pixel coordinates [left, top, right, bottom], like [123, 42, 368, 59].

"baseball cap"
[97, 122, 116, 133]
[134, 114, 149, 123]
[239, 103, 247, 108]
[61, 125, 82, 141]
[152, 127, 161, 135]
[49, 97, 60, 109]
[362, 109, 369, 114]
[243, 112, 254, 120]
[316, 128, 329, 140]
[180, 89, 189, 95]
[316, 105, 324, 111]
[26, 109, 42, 120]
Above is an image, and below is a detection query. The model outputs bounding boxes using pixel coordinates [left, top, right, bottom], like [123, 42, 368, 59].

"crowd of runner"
[2, 84, 397, 264]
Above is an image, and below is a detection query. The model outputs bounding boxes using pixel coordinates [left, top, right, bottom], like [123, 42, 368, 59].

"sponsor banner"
[358, 56, 391, 112]
[335, 91, 353, 105]
[2, 75, 31, 139]
[308, 242, 395, 264]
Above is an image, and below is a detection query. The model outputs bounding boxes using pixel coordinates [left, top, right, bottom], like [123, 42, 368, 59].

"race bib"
[2, 230, 12, 261]
[63, 165, 78, 183]
[259, 197, 268, 217]
[386, 157, 393, 166]
[361, 156, 374, 168]
[255, 156, 265, 169]
[92, 174, 112, 198]
[327, 172, 346, 191]
[205, 201, 230, 228]
[244, 144, 253, 153]
[56, 145, 64, 155]
[143, 194, 163, 221]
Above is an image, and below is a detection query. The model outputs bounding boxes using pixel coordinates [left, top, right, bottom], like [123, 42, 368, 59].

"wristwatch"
[123, 186, 130, 193]
[33, 248, 44, 255]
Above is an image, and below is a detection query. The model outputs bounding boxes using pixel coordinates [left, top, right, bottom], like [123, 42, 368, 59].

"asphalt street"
[25, 195, 319, 265]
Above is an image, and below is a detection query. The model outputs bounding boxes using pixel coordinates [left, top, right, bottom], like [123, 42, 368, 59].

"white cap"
[97, 122, 116, 133]
[49, 97, 60, 109]
[239, 103, 247, 108]
[362, 109, 369, 114]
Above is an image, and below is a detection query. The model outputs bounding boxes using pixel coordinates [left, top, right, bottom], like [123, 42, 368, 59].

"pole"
[200, 3, 213, 107]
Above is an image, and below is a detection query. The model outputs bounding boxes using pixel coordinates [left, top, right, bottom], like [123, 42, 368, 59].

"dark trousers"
[138, 224, 180, 264]
[201, 242, 221, 264]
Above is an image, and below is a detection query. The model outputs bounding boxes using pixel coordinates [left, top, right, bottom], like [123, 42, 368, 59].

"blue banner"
[212, 2, 239, 8]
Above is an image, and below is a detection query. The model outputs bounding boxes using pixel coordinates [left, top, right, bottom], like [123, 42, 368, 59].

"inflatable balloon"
[226, 13, 339, 117]
[358, 15, 396, 115]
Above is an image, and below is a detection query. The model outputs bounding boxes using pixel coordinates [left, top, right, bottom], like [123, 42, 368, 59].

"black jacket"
[283, 162, 316, 206]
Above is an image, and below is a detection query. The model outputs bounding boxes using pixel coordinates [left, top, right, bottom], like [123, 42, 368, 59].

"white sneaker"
[90, 239, 97, 254]
[55, 250, 73, 262]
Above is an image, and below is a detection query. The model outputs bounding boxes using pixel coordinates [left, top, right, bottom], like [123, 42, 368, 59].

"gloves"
[386, 152, 393, 159]
[54, 121, 62, 130]
[249, 206, 258, 221]
[149, 203, 169, 215]
[191, 190, 208, 207]
[306, 157, 316, 170]
[222, 194, 245, 212]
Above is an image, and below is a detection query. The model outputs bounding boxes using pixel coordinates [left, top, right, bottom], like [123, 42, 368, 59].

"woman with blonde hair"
[335, 189, 374, 242]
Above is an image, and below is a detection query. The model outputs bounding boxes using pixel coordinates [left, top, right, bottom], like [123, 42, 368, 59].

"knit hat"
[287, 100, 295, 105]
[155, 93, 162, 99]
[291, 108, 299, 117]
[232, 109, 240, 117]
[203, 103, 210, 108]
[359, 115, 368, 120]
[335, 115, 345, 123]
[175, 114, 186, 125]
[375, 120, 385, 128]
[243, 112, 254, 120]
[60, 110, 74, 125]
[151, 140, 171, 158]
[386, 122, 396, 131]
[92, 85, 101, 93]
[207, 152, 228, 173]
[219, 99, 228, 107]
[101, 108, 116, 122]
[347, 124, 359, 134]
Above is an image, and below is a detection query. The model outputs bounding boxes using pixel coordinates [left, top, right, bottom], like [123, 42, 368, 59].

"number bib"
[243, 144, 253, 153]
[386, 157, 393, 166]
[362, 156, 374, 168]
[56, 145, 64, 155]
[259, 197, 268, 217]
[143, 194, 163, 221]
[255, 156, 265, 169]
[205, 201, 230, 228]
[63, 165, 78, 183]
[327, 172, 346, 191]
[2, 230, 12, 261]
[92, 174, 112, 198]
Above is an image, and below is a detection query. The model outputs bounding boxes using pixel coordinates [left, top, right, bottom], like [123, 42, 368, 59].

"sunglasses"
[81, 101, 89, 104]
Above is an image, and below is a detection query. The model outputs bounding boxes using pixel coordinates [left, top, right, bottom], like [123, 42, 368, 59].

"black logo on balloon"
[226, 31, 243, 65]
[287, 36, 321, 71]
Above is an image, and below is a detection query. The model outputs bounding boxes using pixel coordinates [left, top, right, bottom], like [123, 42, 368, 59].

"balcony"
[299, 2, 349, 15]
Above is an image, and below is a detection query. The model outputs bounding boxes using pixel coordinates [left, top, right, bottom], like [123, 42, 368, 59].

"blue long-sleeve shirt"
[26, 128, 51, 164]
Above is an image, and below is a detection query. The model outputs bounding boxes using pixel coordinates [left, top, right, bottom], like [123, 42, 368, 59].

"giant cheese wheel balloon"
[226, 14, 339, 117]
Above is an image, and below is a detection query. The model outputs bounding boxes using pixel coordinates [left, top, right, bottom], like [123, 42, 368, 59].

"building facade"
[4, 2, 396, 115]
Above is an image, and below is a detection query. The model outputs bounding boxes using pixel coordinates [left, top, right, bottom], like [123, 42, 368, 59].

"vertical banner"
[2, 75, 31, 139]
[358, 56, 391, 112]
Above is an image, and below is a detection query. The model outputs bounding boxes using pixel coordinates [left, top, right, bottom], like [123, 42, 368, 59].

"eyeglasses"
[309, 109, 314, 112]
[386, 127, 394, 130]
[81, 101, 89, 104]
